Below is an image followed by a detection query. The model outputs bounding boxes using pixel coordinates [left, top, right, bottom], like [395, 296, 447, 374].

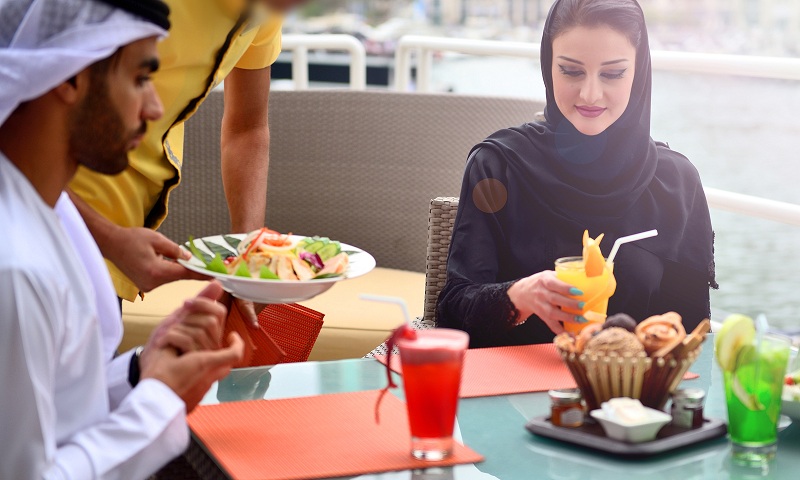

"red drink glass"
[396, 329, 469, 460]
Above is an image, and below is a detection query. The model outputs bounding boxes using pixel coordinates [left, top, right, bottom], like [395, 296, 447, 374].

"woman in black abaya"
[436, 0, 716, 348]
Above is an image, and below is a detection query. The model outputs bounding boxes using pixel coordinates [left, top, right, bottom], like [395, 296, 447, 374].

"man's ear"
[52, 69, 90, 106]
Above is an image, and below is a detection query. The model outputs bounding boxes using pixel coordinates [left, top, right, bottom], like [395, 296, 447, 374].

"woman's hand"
[507, 271, 586, 334]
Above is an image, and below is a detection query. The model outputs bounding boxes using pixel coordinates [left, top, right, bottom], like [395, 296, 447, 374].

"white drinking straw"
[606, 229, 659, 265]
[755, 313, 769, 353]
[359, 294, 413, 328]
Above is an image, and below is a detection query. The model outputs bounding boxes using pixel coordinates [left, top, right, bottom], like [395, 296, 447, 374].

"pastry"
[603, 313, 637, 333]
[635, 312, 687, 356]
[583, 327, 645, 357]
[575, 322, 603, 353]
[554, 332, 576, 354]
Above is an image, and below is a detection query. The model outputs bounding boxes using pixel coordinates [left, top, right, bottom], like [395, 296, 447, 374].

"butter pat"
[602, 398, 650, 425]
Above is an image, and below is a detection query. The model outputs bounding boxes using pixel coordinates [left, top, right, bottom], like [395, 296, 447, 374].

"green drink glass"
[723, 333, 791, 464]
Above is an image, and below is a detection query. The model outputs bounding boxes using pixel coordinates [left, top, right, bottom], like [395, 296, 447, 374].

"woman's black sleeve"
[435, 147, 522, 346]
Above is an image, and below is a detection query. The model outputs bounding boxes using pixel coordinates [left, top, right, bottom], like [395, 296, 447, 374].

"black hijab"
[437, 0, 715, 346]
[474, 0, 715, 278]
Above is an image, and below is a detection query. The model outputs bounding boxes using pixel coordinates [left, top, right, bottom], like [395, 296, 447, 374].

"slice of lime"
[731, 345, 765, 411]
[715, 314, 756, 372]
[732, 375, 766, 411]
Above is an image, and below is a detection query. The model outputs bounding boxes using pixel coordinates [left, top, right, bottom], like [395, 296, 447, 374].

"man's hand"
[106, 226, 208, 293]
[143, 282, 227, 357]
[220, 291, 266, 328]
[140, 281, 244, 411]
[142, 333, 244, 412]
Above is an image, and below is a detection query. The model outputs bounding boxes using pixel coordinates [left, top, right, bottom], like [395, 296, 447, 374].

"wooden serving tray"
[526, 416, 727, 457]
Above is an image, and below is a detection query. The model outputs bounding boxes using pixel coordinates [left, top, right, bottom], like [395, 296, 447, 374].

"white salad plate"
[178, 234, 376, 304]
[782, 399, 800, 422]
[783, 382, 800, 421]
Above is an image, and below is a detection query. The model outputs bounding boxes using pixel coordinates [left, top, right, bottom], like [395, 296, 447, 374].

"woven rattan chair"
[422, 197, 460, 324]
[365, 196, 460, 357]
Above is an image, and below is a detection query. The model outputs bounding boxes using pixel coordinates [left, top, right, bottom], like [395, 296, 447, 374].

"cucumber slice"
[223, 235, 241, 250]
[260, 265, 279, 280]
[317, 243, 340, 261]
[207, 254, 228, 274]
[203, 240, 236, 259]
[304, 240, 325, 254]
[234, 262, 252, 278]
[314, 272, 344, 279]
[187, 236, 213, 265]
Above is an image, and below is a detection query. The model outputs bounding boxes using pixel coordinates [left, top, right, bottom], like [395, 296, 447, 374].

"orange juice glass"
[555, 256, 616, 335]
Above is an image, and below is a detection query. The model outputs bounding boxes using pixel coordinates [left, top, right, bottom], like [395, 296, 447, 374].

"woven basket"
[557, 345, 702, 411]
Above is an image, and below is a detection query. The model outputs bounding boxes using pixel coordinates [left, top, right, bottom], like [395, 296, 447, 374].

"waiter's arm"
[220, 66, 271, 233]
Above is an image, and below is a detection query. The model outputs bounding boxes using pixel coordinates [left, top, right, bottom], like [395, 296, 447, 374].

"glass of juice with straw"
[555, 256, 615, 335]
[397, 329, 469, 461]
[556, 230, 616, 335]
[724, 332, 791, 464]
[556, 229, 658, 335]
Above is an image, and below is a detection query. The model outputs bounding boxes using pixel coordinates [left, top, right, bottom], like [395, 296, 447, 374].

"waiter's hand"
[140, 282, 244, 411]
[507, 271, 585, 334]
[106, 226, 208, 292]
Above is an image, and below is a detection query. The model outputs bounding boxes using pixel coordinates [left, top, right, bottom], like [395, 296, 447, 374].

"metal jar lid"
[548, 388, 583, 404]
[671, 388, 706, 406]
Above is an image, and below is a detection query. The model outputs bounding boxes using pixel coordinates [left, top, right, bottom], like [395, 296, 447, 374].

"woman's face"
[551, 25, 637, 136]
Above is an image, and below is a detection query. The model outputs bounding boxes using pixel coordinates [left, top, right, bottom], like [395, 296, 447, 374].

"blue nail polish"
[574, 316, 587, 324]
[577, 301, 586, 309]
[569, 287, 584, 296]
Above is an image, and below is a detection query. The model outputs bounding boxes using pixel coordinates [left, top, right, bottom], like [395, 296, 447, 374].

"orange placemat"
[377, 344, 577, 398]
[188, 391, 483, 480]
[376, 344, 699, 397]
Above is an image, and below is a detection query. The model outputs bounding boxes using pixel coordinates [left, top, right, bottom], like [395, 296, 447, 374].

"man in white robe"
[0, 1, 244, 478]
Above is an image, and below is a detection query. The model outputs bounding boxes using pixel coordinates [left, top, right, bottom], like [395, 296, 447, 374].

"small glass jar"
[671, 388, 706, 429]
[549, 389, 585, 428]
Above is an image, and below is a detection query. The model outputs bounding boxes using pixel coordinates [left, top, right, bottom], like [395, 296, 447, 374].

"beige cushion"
[120, 267, 424, 360]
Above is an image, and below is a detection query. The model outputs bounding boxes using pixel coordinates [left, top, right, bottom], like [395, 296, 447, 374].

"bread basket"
[557, 345, 703, 410]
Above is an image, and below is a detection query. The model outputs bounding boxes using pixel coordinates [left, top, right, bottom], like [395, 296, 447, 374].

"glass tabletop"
[200, 342, 800, 480]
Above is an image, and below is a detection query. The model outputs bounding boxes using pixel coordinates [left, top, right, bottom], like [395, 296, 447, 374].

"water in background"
[432, 56, 800, 331]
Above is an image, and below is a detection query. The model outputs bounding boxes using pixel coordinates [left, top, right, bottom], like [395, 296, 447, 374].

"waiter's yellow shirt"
[70, 0, 282, 301]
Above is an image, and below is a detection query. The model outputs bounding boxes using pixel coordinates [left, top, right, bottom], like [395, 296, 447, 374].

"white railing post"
[417, 48, 435, 93]
[394, 44, 413, 92]
[281, 34, 367, 90]
[291, 46, 309, 91]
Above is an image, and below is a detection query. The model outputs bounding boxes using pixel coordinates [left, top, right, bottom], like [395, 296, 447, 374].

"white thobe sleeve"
[0, 270, 190, 480]
[106, 349, 135, 409]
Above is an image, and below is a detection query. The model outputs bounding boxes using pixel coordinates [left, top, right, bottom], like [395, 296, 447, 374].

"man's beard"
[68, 78, 145, 176]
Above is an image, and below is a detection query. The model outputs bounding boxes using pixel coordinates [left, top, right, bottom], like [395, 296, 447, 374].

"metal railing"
[280, 34, 366, 90]
[275, 33, 800, 226]
[705, 188, 800, 227]
[395, 35, 800, 93]
[393, 35, 800, 226]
